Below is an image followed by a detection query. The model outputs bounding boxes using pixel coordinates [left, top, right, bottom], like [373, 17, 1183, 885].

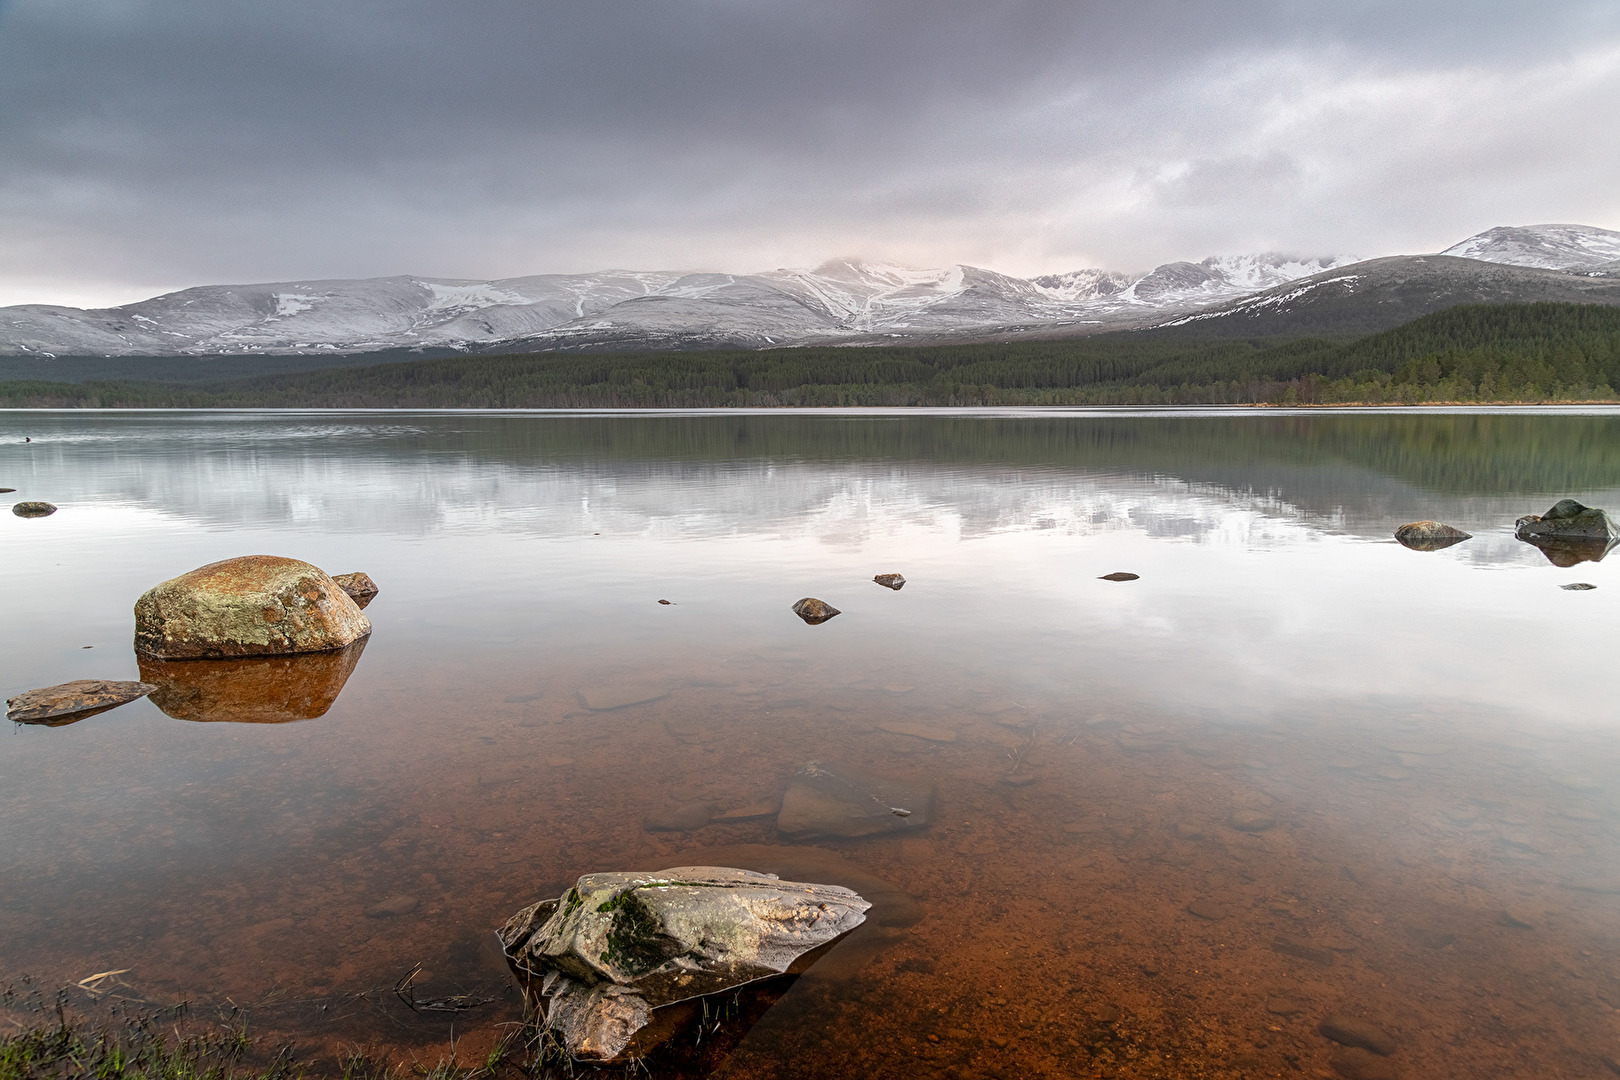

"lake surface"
[4, 408, 1620, 1079]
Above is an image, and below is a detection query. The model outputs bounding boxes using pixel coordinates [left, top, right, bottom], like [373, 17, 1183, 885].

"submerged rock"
[1318, 1014, 1398, 1056]
[12, 501, 56, 518]
[872, 573, 906, 590]
[1099, 572, 1139, 581]
[499, 866, 869, 1062]
[1393, 521, 1471, 551]
[7, 679, 156, 725]
[777, 761, 934, 840]
[138, 638, 367, 723]
[791, 598, 840, 624]
[134, 555, 370, 659]
[329, 571, 379, 609]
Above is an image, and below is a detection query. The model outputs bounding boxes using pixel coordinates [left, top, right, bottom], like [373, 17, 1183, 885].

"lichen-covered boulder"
[791, 598, 840, 624]
[499, 867, 869, 1062]
[134, 555, 370, 659]
[1515, 500, 1618, 542]
[330, 571, 379, 608]
[1394, 521, 1472, 551]
[7, 679, 156, 726]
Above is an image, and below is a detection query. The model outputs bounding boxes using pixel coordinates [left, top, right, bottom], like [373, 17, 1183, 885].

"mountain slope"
[1153, 255, 1620, 338]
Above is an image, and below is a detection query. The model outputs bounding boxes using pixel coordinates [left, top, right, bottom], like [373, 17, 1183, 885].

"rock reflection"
[1518, 534, 1619, 567]
[137, 638, 367, 723]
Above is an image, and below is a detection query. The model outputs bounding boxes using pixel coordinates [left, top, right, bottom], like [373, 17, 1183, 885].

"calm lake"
[4, 407, 1620, 1079]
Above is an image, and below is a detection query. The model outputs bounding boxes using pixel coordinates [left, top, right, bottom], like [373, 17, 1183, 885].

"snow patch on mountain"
[1441, 224, 1620, 271]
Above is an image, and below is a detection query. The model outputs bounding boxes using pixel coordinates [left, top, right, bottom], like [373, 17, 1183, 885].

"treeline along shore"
[3, 303, 1619, 409]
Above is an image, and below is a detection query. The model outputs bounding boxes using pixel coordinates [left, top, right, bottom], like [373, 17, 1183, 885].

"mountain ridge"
[2, 224, 1615, 358]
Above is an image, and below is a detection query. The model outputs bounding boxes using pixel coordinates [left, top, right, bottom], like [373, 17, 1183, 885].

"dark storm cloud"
[2, 0, 1618, 305]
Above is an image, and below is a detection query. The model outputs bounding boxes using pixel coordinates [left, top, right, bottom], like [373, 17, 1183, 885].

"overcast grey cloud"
[1, 0, 1618, 306]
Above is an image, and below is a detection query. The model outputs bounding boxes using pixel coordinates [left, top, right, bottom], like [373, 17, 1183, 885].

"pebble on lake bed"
[365, 894, 419, 918]
[1185, 900, 1228, 921]
[791, 597, 841, 624]
[1318, 1014, 1398, 1056]
[1228, 808, 1277, 832]
[12, 501, 56, 518]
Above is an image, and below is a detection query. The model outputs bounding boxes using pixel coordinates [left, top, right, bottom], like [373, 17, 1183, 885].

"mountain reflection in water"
[2, 408, 1620, 1080]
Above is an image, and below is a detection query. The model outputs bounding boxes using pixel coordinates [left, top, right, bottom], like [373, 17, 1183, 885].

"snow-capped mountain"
[1, 225, 1614, 358]
[0, 253, 1354, 357]
[1439, 224, 1620, 271]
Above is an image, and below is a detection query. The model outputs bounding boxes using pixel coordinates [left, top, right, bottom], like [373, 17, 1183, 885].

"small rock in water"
[1266, 996, 1305, 1016]
[877, 720, 957, 743]
[0, 487, 15, 493]
[12, 501, 56, 518]
[1562, 582, 1597, 591]
[1228, 809, 1276, 832]
[1185, 899, 1227, 921]
[1318, 1014, 1397, 1056]
[643, 800, 716, 832]
[873, 573, 906, 590]
[657, 598, 674, 605]
[791, 597, 841, 624]
[329, 571, 379, 608]
[1393, 521, 1471, 551]
[499, 867, 869, 1062]
[777, 761, 933, 840]
[1497, 909, 1536, 929]
[365, 894, 419, 918]
[1330, 1047, 1400, 1080]
[7, 679, 157, 725]
[1099, 572, 1139, 581]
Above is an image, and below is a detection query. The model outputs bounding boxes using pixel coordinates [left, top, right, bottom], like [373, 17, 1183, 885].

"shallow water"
[4, 408, 1620, 1079]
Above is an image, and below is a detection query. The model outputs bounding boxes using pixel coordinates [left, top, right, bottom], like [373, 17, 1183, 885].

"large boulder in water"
[1515, 500, 1618, 541]
[1515, 500, 1619, 565]
[134, 555, 370, 659]
[499, 867, 869, 1062]
[1394, 521, 1471, 551]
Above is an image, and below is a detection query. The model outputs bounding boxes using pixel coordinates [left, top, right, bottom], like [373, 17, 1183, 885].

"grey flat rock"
[499, 866, 869, 1061]
[7, 679, 156, 725]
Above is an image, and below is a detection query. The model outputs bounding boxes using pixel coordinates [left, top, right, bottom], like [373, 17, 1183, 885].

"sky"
[1, 0, 1619, 309]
